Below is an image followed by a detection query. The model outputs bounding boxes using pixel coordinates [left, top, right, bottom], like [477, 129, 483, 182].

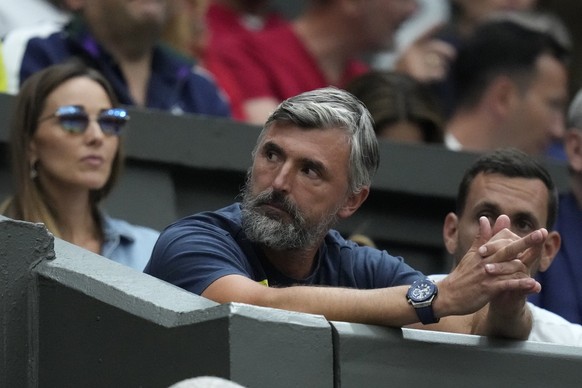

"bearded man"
[145, 87, 547, 338]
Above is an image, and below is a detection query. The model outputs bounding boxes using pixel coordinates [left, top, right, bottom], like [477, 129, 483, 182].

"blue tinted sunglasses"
[40, 105, 129, 135]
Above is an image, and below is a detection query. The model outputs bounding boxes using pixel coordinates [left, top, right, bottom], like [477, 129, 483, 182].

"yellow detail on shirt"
[0, 45, 7, 92]
[258, 279, 269, 287]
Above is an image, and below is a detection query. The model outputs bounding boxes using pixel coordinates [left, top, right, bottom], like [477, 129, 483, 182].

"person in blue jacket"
[530, 88, 582, 323]
[10, 0, 230, 117]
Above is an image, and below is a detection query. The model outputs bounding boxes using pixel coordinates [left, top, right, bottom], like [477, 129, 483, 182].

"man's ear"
[538, 231, 561, 273]
[337, 187, 369, 219]
[443, 212, 459, 255]
[565, 130, 582, 173]
[485, 76, 518, 119]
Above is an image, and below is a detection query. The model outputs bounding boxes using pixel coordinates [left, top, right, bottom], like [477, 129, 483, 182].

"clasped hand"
[441, 215, 547, 317]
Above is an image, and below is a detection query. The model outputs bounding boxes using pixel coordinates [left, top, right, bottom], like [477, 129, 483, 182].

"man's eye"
[265, 150, 278, 161]
[515, 219, 535, 233]
[302, 167, 319, 178]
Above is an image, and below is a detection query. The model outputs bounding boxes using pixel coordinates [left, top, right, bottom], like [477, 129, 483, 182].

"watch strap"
[415, 304, 439, 325]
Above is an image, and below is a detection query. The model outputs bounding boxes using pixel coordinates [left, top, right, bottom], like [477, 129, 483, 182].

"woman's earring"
[30, 160, 38, 180]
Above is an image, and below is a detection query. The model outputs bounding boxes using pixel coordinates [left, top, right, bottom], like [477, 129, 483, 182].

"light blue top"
[100, 213, 160, 272]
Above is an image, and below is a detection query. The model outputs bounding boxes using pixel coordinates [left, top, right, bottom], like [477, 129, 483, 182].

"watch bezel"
[406, 279, 438, 304]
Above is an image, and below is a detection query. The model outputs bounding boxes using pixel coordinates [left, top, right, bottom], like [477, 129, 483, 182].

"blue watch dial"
[408, 280, 436, 303]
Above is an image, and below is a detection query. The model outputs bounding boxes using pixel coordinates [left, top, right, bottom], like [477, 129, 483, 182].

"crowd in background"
[2, 0, 582, 341]
[1, 0, 581, 154]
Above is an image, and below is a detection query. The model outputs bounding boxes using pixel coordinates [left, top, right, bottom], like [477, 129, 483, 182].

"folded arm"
[194, 213, 546, 340]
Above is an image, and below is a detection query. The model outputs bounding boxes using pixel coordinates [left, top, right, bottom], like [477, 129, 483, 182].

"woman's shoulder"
[102, 214, 160, 242]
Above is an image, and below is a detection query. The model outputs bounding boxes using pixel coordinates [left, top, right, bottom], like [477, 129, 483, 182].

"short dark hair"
[456, 148, 558, 228]
[452, 16, 570, 110]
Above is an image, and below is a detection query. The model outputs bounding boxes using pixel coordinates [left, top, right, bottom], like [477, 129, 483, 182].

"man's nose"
[271, 164, 293, 193]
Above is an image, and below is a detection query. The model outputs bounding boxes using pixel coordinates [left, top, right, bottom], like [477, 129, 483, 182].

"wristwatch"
[406, 278, 439, 324]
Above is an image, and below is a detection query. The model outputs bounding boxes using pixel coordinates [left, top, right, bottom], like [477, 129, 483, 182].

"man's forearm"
[204, 274, 534, 338]
[263, 284, 423, 327]
[203, 274, 423, 327]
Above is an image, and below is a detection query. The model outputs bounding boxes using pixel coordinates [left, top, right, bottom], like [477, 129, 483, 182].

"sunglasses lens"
[53, 106, 88, 133]
[98, 109, 129, 135]
[58, 114, 89, 133]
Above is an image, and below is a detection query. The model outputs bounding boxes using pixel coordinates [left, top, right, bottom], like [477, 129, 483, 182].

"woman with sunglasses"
[0, 61, 159, 271]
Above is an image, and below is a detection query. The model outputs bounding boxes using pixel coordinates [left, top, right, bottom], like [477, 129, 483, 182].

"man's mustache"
[252, 190, 301, 221]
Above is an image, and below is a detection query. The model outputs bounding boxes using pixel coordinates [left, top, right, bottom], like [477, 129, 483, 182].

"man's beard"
[240, 181, 339, 251]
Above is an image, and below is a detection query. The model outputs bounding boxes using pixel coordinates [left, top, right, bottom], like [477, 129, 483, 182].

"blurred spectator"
[204, 0, 288, 119]
[444, 13, 570, 156]
[372, 0, 455, 84]
[206, 0, 418, 124]
[538, 0, 582, 96]
[0, 0, 71, 38]
[373, 1, 541, 94]
[206, 0, 288, 47]
[4, 0, 230, 117]
[0, 61, 159, 271]
[529, 88, 582, 324]
[161, 0, 285, 120]
[1, 0, 79, 93]
[163, 0, 210, 60]
[346, 71, 444, 144]
[446, 0, 539, 41]
[431, 0, 541, 117]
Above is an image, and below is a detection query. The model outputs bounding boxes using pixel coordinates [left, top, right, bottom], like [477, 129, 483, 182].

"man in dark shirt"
[146, 87, 548, 338]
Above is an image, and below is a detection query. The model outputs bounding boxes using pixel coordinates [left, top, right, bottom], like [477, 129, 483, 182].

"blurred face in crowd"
[241, 123, 363, 250]
[443, 172, 559, 275]
[83, 0, 169, 35]
[164, 0, 210, 56]
[29, 77, 119, 196]
[504, 54, 568, 155]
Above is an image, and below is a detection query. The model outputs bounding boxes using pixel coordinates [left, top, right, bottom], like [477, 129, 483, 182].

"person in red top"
[206, 0, 418, 124]
[206, 0, 288, 47]
[203, 1, 289, 121]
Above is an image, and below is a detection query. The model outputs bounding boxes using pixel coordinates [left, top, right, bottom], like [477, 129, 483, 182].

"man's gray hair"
[568, 88, 582, 130]
[253, 87, 379, 194]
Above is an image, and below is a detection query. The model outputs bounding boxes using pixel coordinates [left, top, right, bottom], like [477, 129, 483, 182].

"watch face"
[409, 280, 435, 302]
